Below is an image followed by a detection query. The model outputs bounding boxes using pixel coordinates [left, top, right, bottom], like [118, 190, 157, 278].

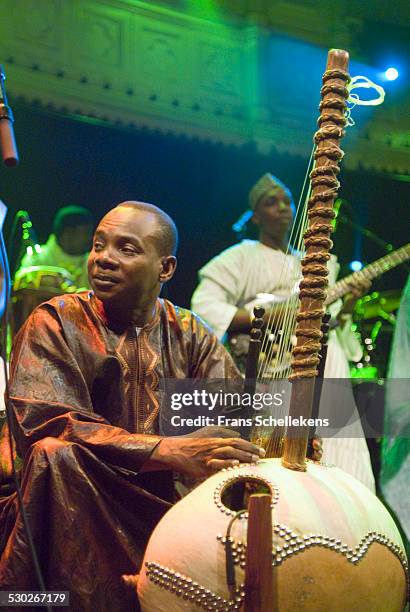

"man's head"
[249, 173, 294, 242]
[88, 201, 178, 310]
[53, 206, 94, 256]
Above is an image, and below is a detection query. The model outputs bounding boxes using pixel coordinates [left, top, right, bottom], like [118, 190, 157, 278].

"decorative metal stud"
[270, 528, 408, 572]
[145, 561, 246, 610]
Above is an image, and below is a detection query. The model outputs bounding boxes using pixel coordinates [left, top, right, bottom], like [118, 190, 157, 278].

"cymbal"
[354, 290, 402, 320]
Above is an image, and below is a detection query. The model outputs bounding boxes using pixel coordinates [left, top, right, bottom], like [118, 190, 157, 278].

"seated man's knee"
[29, 437, 73, 465]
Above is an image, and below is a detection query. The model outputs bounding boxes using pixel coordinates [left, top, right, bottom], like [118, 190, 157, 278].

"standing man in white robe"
[191, 173, 375, 491]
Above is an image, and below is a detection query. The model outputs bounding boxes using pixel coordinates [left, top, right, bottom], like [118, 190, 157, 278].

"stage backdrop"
[1, 100, 409, 309]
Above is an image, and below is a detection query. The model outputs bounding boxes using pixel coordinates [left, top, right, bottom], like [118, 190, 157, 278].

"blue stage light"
[349, 260, 363, 272]
[385, 67, 399, 81]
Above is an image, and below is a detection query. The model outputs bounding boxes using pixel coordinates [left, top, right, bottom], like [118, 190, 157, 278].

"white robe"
[192, 239, 375, 491]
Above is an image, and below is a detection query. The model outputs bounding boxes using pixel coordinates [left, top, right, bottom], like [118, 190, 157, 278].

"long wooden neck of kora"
[325, 242, 410, 305]
[279, 49, 350, 471]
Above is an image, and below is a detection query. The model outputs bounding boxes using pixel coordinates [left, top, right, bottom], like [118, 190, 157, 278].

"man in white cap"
[191, 173, 375, 491]
[192, 173, 299, 345]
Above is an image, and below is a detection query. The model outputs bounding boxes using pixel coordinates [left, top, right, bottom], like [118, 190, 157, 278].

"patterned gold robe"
[0, 292, 239, 611]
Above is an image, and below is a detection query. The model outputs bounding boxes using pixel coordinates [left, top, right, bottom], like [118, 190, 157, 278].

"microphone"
[232, 209, 253, 234]
[0, 65, 19, 167]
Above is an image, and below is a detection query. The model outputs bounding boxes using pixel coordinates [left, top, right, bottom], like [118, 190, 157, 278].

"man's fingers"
[310, 437, 323, 462]
[312, 448, 323, 461]
[228, 438, 266, 457]
[210, 446, 261, 463]
[204, 441, 266, 474]
[181, 425, 240, 438]
[198, 437, 265, 456]
[183, 426, 240, 439]
[206, 458, 241, 472]
[207, 427, 241, 438]
[160, 437, 265, 479]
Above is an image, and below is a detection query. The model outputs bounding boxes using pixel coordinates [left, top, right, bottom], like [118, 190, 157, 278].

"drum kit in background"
[350, 289, 402, 380]
[349, 289, 402, 484]
[10, 265, 79, 337]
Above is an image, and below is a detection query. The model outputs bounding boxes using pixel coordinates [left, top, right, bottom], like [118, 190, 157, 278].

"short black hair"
[116, 201, 178, 256]
[53, 206, 94, 238]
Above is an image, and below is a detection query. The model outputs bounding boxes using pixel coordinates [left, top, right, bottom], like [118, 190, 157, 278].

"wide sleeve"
[9, 306, 161, 470]
[191, 244, 246, 340]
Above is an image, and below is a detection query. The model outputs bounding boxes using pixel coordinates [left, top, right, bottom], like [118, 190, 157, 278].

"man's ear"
[250, 212, 259, 227]
[159, 256, 177, 282]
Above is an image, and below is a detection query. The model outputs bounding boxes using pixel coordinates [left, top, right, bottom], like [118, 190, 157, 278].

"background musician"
[191, 173, 375, 490]
[16, 204, 94, 289]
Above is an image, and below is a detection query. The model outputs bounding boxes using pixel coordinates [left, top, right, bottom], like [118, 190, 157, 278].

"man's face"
[88, 207, 167, 308]
[252, 187, 294, 239]
[59, 224, 93, 256]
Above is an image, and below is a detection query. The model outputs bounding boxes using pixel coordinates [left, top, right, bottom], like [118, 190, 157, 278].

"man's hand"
[149, 437, 266, 478]
[183, 426, 241, 439]
[307, 436, 323, 462]
[228, 300, 294, 335]
[339, 277, 371, 316]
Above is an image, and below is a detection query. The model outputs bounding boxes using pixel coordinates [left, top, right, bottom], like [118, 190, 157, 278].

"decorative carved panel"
[199, 42, 242, 96]
[11, 0, 62, 50]
[0, 0, 408, 174]
[75, 8, 123, 66]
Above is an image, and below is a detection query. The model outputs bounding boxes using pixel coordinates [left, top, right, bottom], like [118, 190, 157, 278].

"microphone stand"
[0, 64, 18, 316]
[338, 214, 410, 273]
[0, 65, 19, 167]
[338, 215, 394, 253]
